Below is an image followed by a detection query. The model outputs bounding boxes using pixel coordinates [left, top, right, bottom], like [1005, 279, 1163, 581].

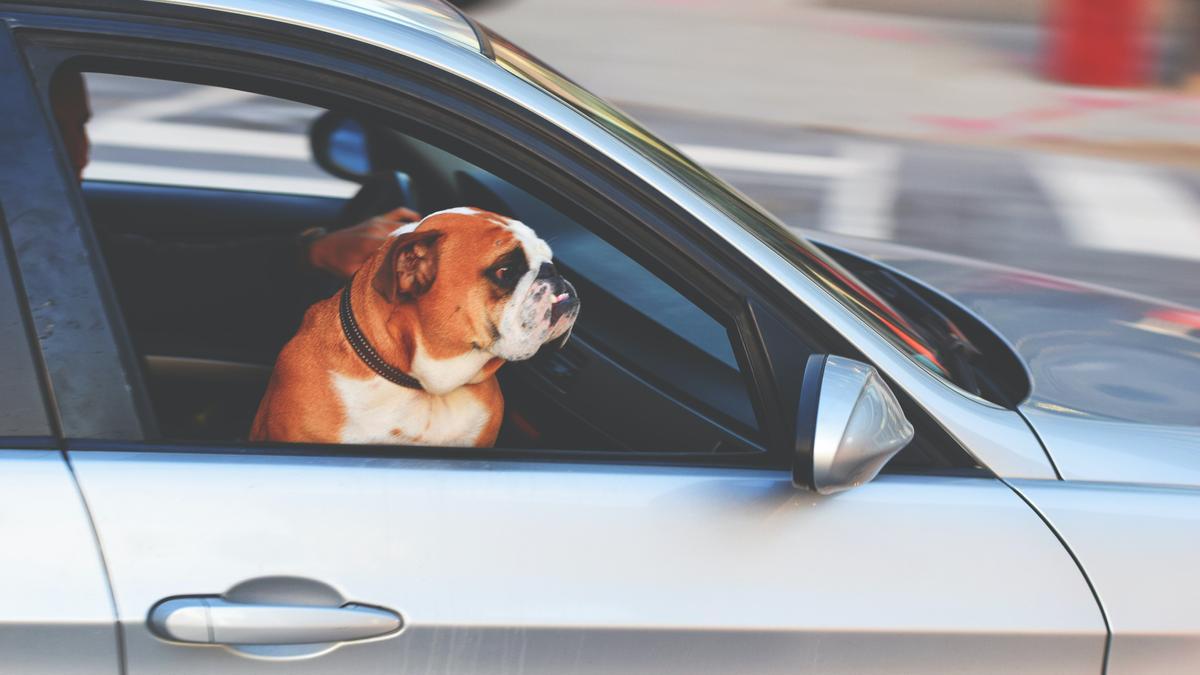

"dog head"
[372, 207, 580, 364]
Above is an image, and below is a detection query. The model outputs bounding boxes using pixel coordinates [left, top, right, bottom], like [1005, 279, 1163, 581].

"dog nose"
[536, 262, 558, 280]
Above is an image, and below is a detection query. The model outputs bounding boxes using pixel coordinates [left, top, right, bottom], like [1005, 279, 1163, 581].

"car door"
[65, 452, 1107, 675]
[5, 8, 1107, 674]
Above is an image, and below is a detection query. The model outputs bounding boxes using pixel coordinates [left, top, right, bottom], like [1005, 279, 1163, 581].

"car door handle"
[149, 597, 402, 645]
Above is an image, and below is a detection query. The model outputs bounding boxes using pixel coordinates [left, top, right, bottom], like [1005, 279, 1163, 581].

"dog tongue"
[550, 294, 572, 324]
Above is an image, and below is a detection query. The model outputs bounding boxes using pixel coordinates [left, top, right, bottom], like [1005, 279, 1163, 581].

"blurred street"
[86, 0, 1200, 307]
[475, 0, 1200, 155]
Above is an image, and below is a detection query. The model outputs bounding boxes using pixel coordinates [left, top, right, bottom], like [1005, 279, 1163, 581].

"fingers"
[382, 207, 421, 223]
[356, 207, 423, 239]
[361, 219, 400, 238]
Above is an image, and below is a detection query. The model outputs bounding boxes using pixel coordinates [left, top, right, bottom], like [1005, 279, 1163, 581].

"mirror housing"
[793, 355, 914, 494]
[310, 111, 372, 182]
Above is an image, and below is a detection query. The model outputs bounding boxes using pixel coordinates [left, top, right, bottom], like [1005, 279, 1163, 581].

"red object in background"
[1045, 0, 1148, 86]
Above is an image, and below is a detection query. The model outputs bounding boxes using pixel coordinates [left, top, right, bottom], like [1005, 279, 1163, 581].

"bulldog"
[250, 207, 580, 447]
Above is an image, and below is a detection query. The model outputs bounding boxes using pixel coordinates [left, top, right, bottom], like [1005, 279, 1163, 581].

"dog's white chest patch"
[331, 372, 491, 446]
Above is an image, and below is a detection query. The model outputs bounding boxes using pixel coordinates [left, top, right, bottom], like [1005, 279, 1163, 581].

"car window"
[84, 74, 359, 199]
[58, 70, 763, 453]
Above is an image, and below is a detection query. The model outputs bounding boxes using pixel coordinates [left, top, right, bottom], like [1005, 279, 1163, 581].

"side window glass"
[57, 69, 763, 453]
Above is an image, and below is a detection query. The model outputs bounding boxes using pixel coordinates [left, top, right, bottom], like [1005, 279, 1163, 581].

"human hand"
[307, 207, 421, 279]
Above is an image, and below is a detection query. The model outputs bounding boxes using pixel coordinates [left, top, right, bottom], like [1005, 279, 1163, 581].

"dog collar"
[339, 285, 424, 390]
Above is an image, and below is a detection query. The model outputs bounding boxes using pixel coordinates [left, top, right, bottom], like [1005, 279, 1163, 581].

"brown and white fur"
[250, 207, 580, 447]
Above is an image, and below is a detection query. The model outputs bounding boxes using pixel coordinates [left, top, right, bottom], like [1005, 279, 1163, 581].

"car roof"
[144, 0, 484, 54]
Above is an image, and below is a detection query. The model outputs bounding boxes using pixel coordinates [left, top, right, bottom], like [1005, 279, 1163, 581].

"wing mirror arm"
[792, 355, 915, 494]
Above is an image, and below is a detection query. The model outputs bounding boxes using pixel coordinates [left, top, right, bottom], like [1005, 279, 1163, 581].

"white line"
[821, 141, 900, 240]
[87, 119, 867, 181]
[1032, 155, 1200, 262]
[84, 161, 358, 198]
[89, 120, 311, 160]
[95, 86, 258, 122]
[678, 143, 861, 178]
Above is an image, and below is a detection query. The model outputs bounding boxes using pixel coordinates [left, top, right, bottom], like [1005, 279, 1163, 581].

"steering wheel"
[335, 170, 417, 230]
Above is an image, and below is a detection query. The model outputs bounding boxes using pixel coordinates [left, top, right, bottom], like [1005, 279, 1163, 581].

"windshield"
[488, 31, 953, 382]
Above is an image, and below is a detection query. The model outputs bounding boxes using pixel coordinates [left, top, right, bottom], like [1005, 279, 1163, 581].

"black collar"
[339, 285, 424, 390]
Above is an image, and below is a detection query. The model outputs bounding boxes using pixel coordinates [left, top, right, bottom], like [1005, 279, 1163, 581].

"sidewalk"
[472, 0, 1200, 165]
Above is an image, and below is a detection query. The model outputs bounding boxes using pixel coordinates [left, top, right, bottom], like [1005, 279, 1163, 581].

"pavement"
[81, 0, 1200, 308]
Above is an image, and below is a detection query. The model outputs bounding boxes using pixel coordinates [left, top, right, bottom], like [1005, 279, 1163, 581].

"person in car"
[50, 69, 418, 357]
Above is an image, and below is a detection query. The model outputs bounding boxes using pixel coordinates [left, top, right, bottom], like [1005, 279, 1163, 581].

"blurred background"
[88, 0, 1200, 306]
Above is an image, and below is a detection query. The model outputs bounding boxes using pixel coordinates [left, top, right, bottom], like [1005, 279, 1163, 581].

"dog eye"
[487, 253, 527, 291]
[487, 265, 520, 290]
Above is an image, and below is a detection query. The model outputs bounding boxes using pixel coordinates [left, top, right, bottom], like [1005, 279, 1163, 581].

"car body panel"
[71, 451, 1105, 674]
[0, 451, 119, 675]
[1020, 410, 1200, 487]
[1013, 479, 1200, 674]
[813, 232, 1200, 487]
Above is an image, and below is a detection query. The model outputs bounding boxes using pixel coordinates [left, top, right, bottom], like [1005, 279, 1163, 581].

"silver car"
[0, 1, 1196, 674]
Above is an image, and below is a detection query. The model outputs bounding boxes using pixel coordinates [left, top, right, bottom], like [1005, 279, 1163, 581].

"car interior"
[80, 75, 767, 456]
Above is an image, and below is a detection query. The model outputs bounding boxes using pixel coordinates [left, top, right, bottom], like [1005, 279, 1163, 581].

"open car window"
[84, 74, 359, 199]
[70, 72, 765, 454]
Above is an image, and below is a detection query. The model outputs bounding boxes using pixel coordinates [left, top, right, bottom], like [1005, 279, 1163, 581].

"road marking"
[90, 118, 876, 182]
[89, 120, 311, 160]
[678, 144, 861, 177]
[84, 161, 358, 198]
[97, 86, 258, 122]
[821, 141, 900, 240]
[1032, 155, 1200, 262]
[89, 118, 879, 183]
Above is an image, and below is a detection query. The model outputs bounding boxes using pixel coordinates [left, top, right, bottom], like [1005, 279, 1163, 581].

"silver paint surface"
[816, 233, 1200, 486]
[0, 451, 118, 675]
[1014, 479, 1200, 674]
[72, 451, 1105, 674]
[149, 597, 401, 645]
[811, 356, 914, 494]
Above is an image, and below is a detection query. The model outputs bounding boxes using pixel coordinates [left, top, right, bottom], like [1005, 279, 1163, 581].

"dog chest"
[331, 372, 493, 447]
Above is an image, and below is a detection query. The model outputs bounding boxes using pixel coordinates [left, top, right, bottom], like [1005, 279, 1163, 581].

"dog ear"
[372, 229, 444, 302]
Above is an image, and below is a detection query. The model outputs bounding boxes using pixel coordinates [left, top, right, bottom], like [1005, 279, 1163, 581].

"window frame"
[7, 8, 821, 469]
[0, 27, 57, 443]
[0, 20, 154, 443]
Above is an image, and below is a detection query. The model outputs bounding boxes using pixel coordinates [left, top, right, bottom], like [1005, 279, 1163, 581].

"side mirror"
[310, 111, 372, 182]
[793, 355, 914, 494]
